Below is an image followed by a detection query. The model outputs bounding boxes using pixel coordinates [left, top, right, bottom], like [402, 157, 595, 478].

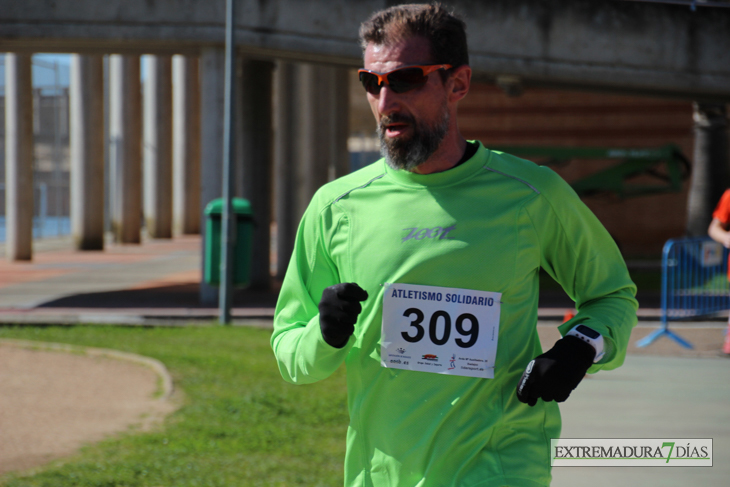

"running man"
[272, 4, 638, 486]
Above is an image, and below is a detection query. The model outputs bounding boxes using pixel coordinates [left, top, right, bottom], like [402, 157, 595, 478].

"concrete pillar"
[239, 58, 274, 290]
[296, 64, 350, 214]
[143, 55, 173, 239]
[273, 62, 351, 280]
[70, 54, 105, 250]
[327, 66, 351, 180]
[274, 62, 297, 282]
[172, 54, 201, 236]
[4, 53, 34, 261]
[199, 47, 225, 305]
[686, 103, 730, 237]
[108, 54, 142, 244]
[296, 63, 331, 212]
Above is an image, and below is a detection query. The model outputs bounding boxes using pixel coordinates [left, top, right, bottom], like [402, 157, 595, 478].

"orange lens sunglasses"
[358, 64, 453, 95]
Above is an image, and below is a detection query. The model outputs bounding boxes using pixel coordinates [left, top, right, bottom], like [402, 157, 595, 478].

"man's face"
[363, 36, 451, 171]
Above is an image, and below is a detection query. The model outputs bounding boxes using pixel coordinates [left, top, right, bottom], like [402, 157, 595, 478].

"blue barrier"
[637, 236, 730, 349]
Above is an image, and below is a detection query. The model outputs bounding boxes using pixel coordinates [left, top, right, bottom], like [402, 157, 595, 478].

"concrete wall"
[0, 0, 729, 100]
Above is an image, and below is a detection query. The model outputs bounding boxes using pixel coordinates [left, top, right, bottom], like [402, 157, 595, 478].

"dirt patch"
[0, 341, 177, 475]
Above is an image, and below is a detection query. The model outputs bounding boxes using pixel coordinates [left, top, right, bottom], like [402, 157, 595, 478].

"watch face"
[575, 324, 600, 339]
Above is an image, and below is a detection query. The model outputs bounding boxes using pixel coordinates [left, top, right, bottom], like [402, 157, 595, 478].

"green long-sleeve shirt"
[272, 142, 638, 487]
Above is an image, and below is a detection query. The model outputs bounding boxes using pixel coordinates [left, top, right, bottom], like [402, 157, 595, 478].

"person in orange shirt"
[707, 188, 730, 354]
[709, 190, 730, 249]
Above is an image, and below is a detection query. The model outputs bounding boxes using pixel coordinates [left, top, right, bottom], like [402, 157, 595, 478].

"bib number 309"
[401, 308, 479, 348]
[381, 283, 501, 379]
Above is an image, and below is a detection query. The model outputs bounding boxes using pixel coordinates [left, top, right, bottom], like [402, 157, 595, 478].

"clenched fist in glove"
[319, 283, 369, 348]
[516, 335, 596, 406]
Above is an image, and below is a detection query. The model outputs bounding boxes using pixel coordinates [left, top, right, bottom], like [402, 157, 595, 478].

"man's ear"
[448, 65, 471, 103]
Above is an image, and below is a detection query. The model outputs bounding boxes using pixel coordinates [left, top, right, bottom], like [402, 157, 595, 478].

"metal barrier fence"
[637, 236, 730, 348]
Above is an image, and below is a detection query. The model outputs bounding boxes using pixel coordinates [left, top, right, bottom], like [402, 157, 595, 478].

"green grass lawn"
[0, 325, 348, 487]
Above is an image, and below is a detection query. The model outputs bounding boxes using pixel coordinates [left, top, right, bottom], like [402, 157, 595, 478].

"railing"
[637, 237, 730, 348]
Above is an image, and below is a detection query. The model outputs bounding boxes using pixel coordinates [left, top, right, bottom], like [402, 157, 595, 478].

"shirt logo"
[402, 225, 456, 242]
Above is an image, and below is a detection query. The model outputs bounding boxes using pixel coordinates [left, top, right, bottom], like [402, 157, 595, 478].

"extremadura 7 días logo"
[551, 438, 713, 467]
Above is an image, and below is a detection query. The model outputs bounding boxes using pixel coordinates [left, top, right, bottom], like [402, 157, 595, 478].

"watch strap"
[566, 324, 605, 363]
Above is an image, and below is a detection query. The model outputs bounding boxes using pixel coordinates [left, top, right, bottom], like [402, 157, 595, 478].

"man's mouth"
[384, 123, 409, 137]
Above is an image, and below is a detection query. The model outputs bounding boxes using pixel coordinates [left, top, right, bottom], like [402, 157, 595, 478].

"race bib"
[381, 283, 501, 379]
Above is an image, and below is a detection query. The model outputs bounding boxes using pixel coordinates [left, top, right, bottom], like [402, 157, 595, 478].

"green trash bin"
[204, 197, 253, 287]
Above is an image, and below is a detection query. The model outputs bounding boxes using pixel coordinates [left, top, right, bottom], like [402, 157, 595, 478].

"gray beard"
[378, 108, 450, 172]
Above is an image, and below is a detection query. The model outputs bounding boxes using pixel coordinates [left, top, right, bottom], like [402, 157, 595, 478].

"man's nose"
[377, 85, 401, 116]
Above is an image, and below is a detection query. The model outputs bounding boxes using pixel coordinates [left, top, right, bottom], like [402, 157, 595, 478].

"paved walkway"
[554, 353, 730, 487]
[0, 235, 728, 484]
[0, 235, 277, 325]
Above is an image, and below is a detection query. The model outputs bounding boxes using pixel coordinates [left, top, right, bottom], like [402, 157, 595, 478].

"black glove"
[318, 283, 369, 348]
[516, 335, 596, 407]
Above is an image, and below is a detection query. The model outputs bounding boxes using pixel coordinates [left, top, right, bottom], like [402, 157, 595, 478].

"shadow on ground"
[37, 283, 280, 309]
